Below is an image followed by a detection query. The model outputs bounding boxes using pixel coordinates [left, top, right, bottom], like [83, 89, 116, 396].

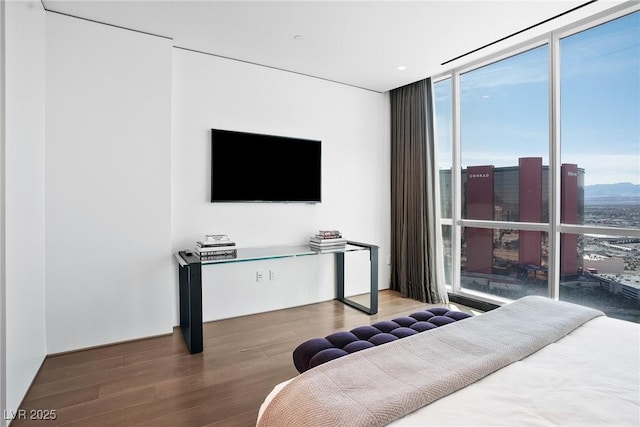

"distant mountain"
[584, 182, 640, 204]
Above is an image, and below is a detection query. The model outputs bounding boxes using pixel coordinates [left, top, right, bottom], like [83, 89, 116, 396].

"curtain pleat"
[390, 79, 448, 304]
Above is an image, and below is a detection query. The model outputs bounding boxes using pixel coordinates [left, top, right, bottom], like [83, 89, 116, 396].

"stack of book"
[196, 234, 237, 260]
[309, 230, 346, 252]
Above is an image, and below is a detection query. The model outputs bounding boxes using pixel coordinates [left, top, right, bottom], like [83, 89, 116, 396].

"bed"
[256, 296, 640, 426]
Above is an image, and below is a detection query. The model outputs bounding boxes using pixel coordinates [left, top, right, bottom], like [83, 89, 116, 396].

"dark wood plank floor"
[14, 290, 476, 426]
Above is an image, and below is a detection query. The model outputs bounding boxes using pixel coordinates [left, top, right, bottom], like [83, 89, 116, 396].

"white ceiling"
[41, 0, 626, 92]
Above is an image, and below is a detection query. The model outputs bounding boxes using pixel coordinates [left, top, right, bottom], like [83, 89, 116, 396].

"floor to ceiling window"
[433, 5, 640, 322]
[434, 78, 453, 285]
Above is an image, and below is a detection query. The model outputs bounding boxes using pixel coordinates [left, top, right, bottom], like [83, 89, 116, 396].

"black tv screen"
[211, 129, 321, 203]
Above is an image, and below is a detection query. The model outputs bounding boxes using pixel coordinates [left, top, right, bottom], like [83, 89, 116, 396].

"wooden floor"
[15, 290, 476, 426]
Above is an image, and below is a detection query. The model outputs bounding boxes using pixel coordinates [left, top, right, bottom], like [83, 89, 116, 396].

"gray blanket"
[257, 296, 603, 427]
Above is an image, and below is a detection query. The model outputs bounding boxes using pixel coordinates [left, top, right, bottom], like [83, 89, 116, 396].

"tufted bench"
[293, 307, 472, 373]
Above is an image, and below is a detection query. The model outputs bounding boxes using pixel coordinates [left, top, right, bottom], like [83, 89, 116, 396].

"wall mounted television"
[211, 129, 321, 203]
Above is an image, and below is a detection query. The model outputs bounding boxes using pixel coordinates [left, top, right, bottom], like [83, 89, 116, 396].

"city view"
[567, 196, 640, 322]
[435, 11, 639, 323]
[457, 182, 640, 323]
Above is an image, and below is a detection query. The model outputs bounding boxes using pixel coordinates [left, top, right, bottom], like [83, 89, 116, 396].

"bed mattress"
[257, 301, 639, 426]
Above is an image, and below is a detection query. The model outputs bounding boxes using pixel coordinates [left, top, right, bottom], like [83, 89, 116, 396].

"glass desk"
[174, 241, 379, 354]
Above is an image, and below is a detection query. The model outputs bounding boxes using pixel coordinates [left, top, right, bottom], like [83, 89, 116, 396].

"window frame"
[432, 2, 640, 306]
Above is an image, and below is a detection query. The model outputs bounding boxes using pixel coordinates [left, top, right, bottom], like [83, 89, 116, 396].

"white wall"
[3, 0, 46, 418]
[5, 6, 389, 362]
[172, 49, 390, 322]
[0, 1, 387, 418]
[45, 14, 173, 354]
[0, 1, 6, 423]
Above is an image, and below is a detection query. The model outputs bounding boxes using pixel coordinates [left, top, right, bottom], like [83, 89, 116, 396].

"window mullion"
[431, 78, 446, 288]
[549, 31, 561, 301]
[451, 71, 462, 295]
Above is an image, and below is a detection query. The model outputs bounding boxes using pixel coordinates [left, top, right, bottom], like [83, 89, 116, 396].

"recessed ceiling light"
[397, 65, 408, 71]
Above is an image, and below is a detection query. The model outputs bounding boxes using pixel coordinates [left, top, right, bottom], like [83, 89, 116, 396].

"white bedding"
[258, 315, 640, 426]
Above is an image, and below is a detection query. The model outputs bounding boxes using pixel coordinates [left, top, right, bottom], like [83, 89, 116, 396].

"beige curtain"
[390, 78, 448, 304]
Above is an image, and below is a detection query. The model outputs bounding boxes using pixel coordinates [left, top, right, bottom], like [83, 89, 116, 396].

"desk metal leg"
[369, 245, 379, 314]
[337, 252, 345, 300]
[336, 243, 378, 315]
[178, 254, 203, 354]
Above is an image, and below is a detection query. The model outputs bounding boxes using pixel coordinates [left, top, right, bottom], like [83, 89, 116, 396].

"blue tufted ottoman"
[293, 307, 472, 373]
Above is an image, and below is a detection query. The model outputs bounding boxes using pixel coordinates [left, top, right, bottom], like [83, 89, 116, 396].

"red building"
[465, 166, 494, 274]
[519, 157, 543, 266]
[461, 158, 583, 276]
[561, 164, 579, 275]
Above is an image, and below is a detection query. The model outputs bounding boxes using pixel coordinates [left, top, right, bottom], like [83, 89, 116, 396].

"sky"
[434, 10, 639, 186]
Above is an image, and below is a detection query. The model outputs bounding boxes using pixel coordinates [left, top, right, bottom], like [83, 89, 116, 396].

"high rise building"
[465, 166, 494, 274]
[519, 158, 543, 267]
[440, 158, 584, 277]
